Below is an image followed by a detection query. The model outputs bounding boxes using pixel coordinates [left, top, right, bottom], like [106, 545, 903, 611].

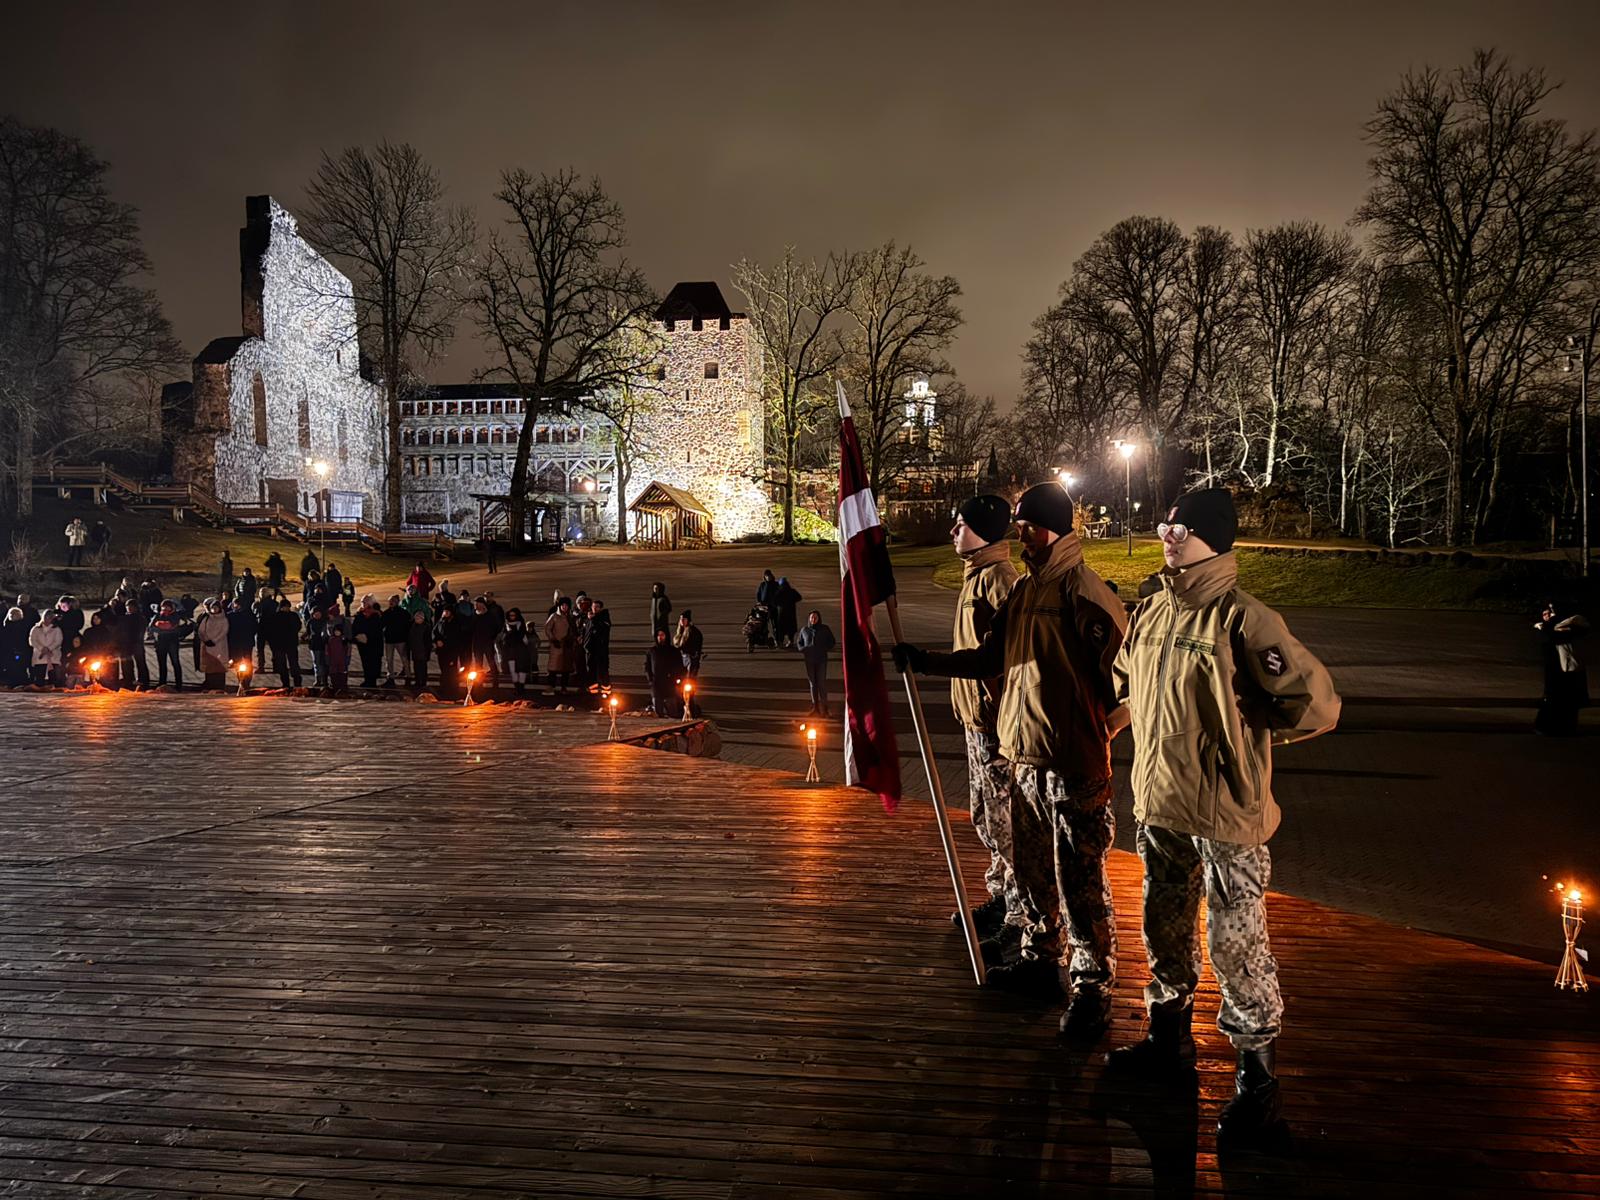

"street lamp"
[311, 460, 330, 573]
[1112, 440, 1137, 557]
[1564, 335, 1592, 579]
[1054, 468, 1077, 501]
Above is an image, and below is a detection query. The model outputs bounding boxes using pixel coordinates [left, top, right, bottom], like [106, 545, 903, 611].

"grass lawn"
[901, 536, 1555, 612]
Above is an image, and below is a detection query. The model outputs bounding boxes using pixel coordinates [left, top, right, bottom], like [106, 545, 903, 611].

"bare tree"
[302, 142, 476, 531]
[470, 169, 656, 550]
[1239, 221, 1357, 485]
[733, 248, 857, 543]
[0, 117, 183, 519]
[841, 242, 963, 494]
[585, 319, 666, 543]
[1357, 49, 1600, 544]
[1020, 303, 1133, 492]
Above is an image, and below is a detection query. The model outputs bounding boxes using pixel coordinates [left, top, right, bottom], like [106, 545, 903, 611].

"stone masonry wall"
[627, 316, 768, 538]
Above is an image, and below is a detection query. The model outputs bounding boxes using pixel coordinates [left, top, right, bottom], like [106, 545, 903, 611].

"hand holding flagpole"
[834, 380, 986, 986]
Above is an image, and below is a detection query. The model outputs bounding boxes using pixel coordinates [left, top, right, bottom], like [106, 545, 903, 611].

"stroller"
[743, 604, 774, 652]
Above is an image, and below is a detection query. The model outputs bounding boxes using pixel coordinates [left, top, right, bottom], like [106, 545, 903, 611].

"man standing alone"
[894, 482, 1126, 1039]
[1107, 488, 1339, 1150]
[64, 517, 89, 566]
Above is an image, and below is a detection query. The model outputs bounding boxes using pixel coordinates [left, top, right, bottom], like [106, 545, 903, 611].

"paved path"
[369, 545, 1596, 958]
[0, 695, 1593, 1197]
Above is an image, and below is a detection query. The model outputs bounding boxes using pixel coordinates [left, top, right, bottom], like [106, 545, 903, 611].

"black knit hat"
[1169, 488, 1238, 554]
[1013, 482, 1075, 537]
[957, 494, 1012, 545]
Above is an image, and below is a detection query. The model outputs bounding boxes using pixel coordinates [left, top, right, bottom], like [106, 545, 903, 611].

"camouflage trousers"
[963, 727, 1018, 909]
[1136, 822, 1283, 1052]
[1009, 765, 1117, 993]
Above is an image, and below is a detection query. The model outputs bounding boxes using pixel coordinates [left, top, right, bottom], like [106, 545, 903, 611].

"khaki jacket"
[1113, 553, 1340, 845]
[929, 534, 1126, 781]
[950, 541, 1019, 731]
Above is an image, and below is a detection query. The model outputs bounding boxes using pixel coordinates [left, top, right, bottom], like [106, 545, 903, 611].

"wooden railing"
[38, 463, 453, 559]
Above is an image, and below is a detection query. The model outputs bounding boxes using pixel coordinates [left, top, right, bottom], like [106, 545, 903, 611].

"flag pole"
[885, 595, 987, 986]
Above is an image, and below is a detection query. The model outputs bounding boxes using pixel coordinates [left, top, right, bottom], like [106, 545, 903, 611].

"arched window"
[446, 428, 459, 445]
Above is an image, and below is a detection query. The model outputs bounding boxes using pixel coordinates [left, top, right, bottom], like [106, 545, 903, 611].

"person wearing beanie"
[893, 481, 1127, 1039]
[945, 495, 1022, 953]
[1106, 487, 1340, 1151]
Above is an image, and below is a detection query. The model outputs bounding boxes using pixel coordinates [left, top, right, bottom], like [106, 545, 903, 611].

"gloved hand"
[891, 642, 926, 674]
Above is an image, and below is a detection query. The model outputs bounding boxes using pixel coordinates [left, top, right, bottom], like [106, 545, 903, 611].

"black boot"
[1059, 986, 1113, 1042]
[979, 924, 1023, 969]
[952, 894, 1007, 939]
[1216, 1043, 1284, 1148]
[984, 954, 1065, 1000]
[1106, 1001, 1197, 1075]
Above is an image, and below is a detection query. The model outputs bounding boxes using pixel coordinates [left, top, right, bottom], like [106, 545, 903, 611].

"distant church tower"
[628, 281, 770, 539]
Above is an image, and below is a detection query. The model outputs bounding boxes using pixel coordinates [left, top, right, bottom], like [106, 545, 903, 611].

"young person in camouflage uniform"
[895, 482, 1127, 1040]
[945, 495, 1023, 951]
[1107, 487, 1340, 1149]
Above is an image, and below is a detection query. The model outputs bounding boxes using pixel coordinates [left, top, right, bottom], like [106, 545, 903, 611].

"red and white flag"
[835, 381, 902, 811]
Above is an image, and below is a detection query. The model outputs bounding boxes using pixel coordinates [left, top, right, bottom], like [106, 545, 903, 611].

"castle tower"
[628, 281, 769, 539]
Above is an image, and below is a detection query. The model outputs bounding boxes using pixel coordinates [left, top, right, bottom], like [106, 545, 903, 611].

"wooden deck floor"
[0, 693, 1594, 1198]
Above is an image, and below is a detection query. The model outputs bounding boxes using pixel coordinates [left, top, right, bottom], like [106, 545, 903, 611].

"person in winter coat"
[644, 628, 682, 716]
[894, 482, 1127, 1028]
[943, 494, 1022, 951]
[407, 609, 433, 692]
[381, 595, 411, 685]
[433, 606, 469, 699]
[218, 550, 234, 601]
[756, 569, 781, 647]
[400, 584, 431, 622]
[267, 599, 302, 688]
[1534, 601, 1590, 736]
[194, 599, 231, 690]
[324, 605, 351, 690]
[544, 598, 576, 693]
[774, 577, 803, 648]
[28, 612, 64, 685]
[137, 579, 163, 618]
[324, 562, 344, 606]
[469, 598, 501, 691]
[64, 517, 90, 566]
[302, 570, 330, 620]
[148, 601, 191, 689]
[89, 520, 111, 554]
[584, 599, 611, 688]
[112, 598, 149, 689]
[264, 551, 287, 592]
[407, 561, 435, 598]
[795, 610, 837, 716]
[77, 609, 116, 683]
[234, 568, 258, 609]
[252, 592, 277, 670]
[299, 550, 320, 583]
[674, 611, 704, 679]
[1105, 488, 1340, 1151]
[55, 597, 86, 685]
[2, 608, 31, 686]
[650, 582, 672, 637]
[226, 601, 257, 678]
[499, 607, 536, 695]
[351, 597, 385, 689]
[305, 607, 332, 687]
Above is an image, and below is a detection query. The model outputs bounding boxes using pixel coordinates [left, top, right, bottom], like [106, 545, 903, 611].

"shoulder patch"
[1258, 646, 1286, 677]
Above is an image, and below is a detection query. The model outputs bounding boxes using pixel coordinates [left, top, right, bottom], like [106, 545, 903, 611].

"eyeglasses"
[1156, 522, 1189, 543]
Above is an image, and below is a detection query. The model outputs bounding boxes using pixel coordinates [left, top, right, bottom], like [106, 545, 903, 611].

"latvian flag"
[836, 381, 902, 811]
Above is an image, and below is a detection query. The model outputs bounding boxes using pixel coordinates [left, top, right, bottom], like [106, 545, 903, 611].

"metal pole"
[885, 596, 987, 986]
[1124, 455, 1133, 557]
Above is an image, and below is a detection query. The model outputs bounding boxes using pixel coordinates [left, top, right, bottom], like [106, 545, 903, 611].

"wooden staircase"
[37, 464, 453, 559]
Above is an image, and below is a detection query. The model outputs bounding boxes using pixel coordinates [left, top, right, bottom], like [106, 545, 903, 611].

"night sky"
[4, 1, 1600, 402]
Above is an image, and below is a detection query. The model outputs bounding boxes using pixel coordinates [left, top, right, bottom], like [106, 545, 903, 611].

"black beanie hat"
[1170, 488, 1238, 554]
[957, 494, 1012, 544]
[1013, 482, 1075, 536]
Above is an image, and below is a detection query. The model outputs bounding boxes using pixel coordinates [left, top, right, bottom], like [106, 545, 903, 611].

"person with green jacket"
[1107, 487, 1340, 1151]
[894, 483, 1127, 1040]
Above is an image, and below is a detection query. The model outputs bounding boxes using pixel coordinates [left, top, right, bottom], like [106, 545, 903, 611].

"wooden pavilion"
[628, 480, 715, 549]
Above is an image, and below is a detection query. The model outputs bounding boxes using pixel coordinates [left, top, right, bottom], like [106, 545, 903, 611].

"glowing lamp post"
[1054, 468, 1077, 501]
[803, 723, 820, 782]
[310, 459, 331, 570]
[1112, 439, 1137, 557]
[235, 659, 252, 696]
[681, 680, 694, 721]
[607, 695, 621, 741]
[1555, 883, 1589, 992]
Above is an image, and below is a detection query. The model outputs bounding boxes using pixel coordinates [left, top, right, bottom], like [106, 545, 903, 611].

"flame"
[806, 727, 817, 742]
[88, 659, 102, 672]
[467, 670, 478, 681]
